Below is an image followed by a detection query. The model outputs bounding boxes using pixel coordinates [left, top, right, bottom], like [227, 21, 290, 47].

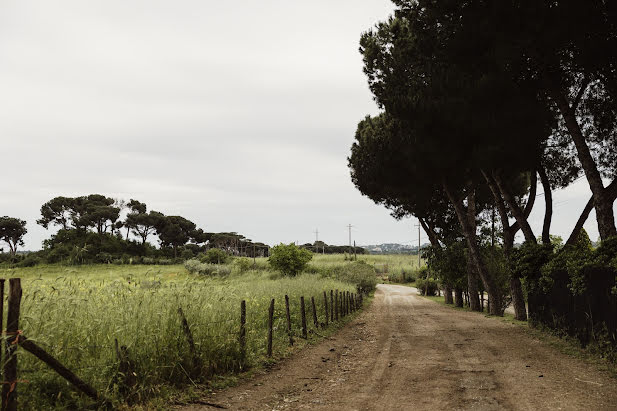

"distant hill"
[362, 243, 430, 254]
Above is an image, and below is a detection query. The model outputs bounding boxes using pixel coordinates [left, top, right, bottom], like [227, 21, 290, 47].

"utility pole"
[347, 224, 353, 255]
[415, 220, 421, 268]
[314, 228, 319, 253]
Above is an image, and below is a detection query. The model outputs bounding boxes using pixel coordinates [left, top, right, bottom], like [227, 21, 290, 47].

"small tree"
[0, 217, 27, 256]
[268, 243, 312, 276]
[201, 248, 230, 264]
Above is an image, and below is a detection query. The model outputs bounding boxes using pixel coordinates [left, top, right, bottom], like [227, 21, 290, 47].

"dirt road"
[182, 284, 617, 410]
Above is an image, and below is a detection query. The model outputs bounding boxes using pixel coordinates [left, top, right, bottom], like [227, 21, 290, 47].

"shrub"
[234, 258, 252, 273]
[387, 269, 416, 283]
[416, 278, 439, 296]
[95, 252, 113, 264]
[201, 248, 230, 264]
[331, 261, 378, 294]
[15, 254, 41, 268]
[184, 259, 232, 276]
[180, 249, 195, 260]
[268, 243, 312, 276]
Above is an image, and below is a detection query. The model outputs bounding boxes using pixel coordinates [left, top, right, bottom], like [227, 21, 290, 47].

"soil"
[180, 284, 617, 410]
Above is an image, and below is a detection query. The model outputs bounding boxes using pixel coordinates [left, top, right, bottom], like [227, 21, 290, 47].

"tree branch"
[565, 196, 594, 247]
[538, 166, 553, 244]
[418, 217, 441, 249]
[493, 172, 537, 243]
[572, 76, 590, 112]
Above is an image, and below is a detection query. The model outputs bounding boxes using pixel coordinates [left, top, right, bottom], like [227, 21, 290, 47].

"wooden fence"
[0, 278, 364, 409]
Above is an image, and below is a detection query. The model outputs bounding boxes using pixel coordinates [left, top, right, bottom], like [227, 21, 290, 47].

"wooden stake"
[267, 299, 274, 357]
[300, 297, 307, 339]
[330, 290, 334, 322]
[311, 296, 318, 329]
[20, 336, 107, 404]
[178, 307, 201, 373]
[334, 290, 339, 321]
[323, 291, 329, 327]
[285, 295, 294, 346]
[239, 300, 246, 356]
[0, 279, 4, 381]
[2, 278, 21, 411]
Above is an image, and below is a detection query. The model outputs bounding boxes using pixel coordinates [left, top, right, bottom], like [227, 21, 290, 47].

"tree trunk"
[538, 166, 553, 244]
[443, 182, 503, 316]
[444, 286, 454, 304]
[550, 87, 617, 240]
[418, 218, 441, 248]
[510, 276, 527, 321]
[466, 254, 482, 312]
[454, 288, 463, 308]
[493, 172, 536, 243]
[565, 196, 595, 247]
[481, 172, 527, 318]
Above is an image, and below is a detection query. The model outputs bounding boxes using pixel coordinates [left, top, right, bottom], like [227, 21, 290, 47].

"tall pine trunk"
[466, 255, 482, 311]
[443, 182, 503, 315]
[454, 288, 463, 308]
[550, 87, 617, 240]
[444, 286, 454, 304]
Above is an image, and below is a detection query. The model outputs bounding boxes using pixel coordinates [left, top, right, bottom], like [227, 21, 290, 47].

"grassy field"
[309, 253, 423, 276]
[0, 254, 390, 410]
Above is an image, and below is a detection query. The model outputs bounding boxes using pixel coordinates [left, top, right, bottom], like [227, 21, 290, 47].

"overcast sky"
[0, 1, 613, 250]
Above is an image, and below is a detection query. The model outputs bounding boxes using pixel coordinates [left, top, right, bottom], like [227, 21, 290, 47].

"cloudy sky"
[0, 1, 612, 250]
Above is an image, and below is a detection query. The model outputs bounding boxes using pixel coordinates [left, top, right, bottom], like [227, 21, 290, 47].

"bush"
[180, 249, 195, 260]
[95, 252, 113, 264]
[332, 261, 378, 294]
[234, 258, 252, 273]
[416, 278, 439, 296]
[15, 254, 41, 268]
[268, 243, 312, 276]
[201, 248, 230, 264]
[184, 259, 232, 276]
[388, 268, 416, 283]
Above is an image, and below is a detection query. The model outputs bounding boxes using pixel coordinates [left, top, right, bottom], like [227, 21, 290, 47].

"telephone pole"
[314, 228, 319, 253]
[347, 224, 354, 254]
[414, 220, 421, 268]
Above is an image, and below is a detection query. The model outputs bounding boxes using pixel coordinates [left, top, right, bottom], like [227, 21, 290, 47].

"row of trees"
[1, 194, 269, 265]
[349, 1, 617, 318]
[300, 242, 367, 255]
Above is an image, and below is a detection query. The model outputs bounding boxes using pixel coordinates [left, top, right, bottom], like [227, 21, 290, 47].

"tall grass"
[307, 253, 423, 279]
[0, 265, 356, 409]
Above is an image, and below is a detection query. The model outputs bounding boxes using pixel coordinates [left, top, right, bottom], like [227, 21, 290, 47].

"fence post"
[285, 295, 294, 346]
[323, 291, 329, 327]
[2, 278, 21, 411]
[334, 290, 339, 321]
[267, 298, 274, 357]
[311, 296, 318, 329]
[240, 300, 246, 357]
[178, 307, 201, 374]
[300, 297, 308, 339]
[330, 290, 334, 322]
[0, 279, 4, 379]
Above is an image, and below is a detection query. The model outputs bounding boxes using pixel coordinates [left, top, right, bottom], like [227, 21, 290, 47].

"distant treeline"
[300, 242, 366, 255]
[0, 194, 269, 266]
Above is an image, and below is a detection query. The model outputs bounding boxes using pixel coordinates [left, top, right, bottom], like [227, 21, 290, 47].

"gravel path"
[181, 284, 617, 410]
